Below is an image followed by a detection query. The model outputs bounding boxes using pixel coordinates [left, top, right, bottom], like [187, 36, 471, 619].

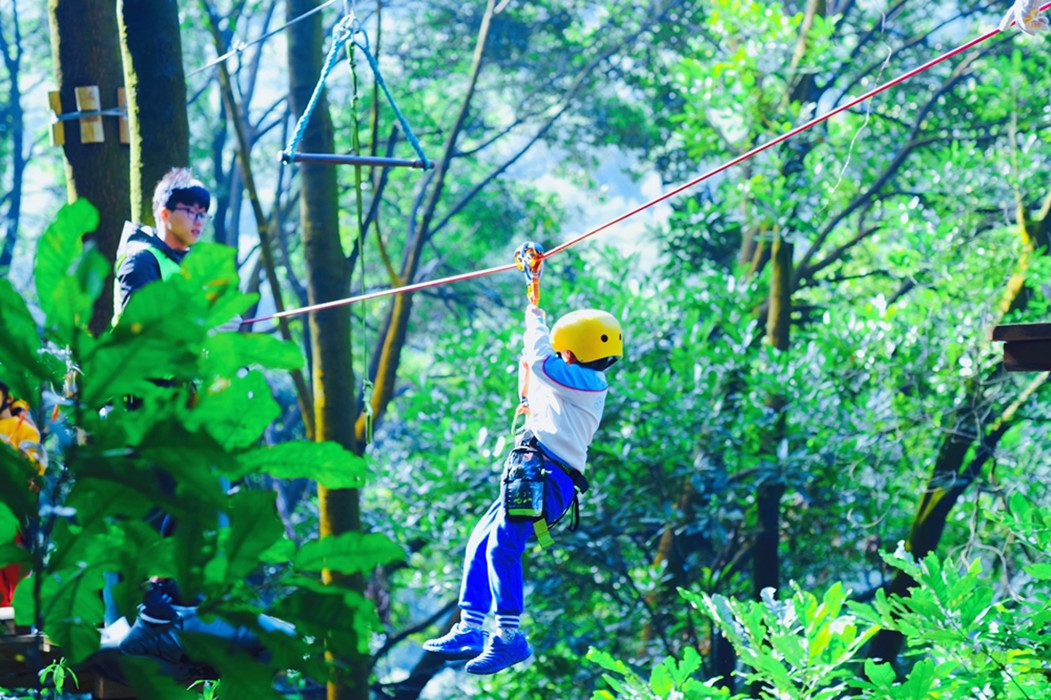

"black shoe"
[118, 617, 184, 663]
[140, 579, 180, 624]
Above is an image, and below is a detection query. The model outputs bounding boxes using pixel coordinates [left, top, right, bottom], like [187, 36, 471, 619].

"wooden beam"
[989, 323, 1051, 372]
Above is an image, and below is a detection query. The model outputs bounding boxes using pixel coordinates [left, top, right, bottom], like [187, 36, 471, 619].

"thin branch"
[797, 45, 997, 278]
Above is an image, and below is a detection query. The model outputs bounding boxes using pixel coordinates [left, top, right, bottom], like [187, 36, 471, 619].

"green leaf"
[230, 441, 367, 489]
[649, 661, 673, 695]
[0, 445, 38, 522]
[84, 287, 208, 407]
[186, 370, 279, 450]
[40, 568, 105, 663]
[1026, 562, 1051, 580]
[0, 279, 47, 400]
[271, 585, 377, 655]
[218, 491, 285, 582]
[587, 647, 631, 674]
[902, 658, 937, 697]
[204, 332, 305, 373]
[0, 539, 30, 569]
[34, 199, 99, 339]
[863, 659, 895, 687]
[0, 502, 19, 546]
[295, 531, 403, 574]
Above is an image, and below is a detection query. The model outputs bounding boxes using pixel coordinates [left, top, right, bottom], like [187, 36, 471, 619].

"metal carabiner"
[514, 241, 545, 305]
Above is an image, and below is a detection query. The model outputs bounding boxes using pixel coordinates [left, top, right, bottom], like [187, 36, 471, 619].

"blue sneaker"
[465, 632, 532, 674]
[422, 623, 487, 659]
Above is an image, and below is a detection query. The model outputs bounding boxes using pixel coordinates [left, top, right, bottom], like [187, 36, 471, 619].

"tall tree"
[117, 0, 190, 225]
[47, 0, 129, 333]
[286, 2, 365, 698]
[0, 0, 27, 273]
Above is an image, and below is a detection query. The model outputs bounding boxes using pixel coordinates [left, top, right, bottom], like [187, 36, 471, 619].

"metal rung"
[280, 151, 433, 169]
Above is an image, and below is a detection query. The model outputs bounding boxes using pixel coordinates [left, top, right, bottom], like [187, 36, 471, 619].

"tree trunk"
[867, 195, 1051, 664]
[117, 0, 190, 225]
[287, 3, 366, 698]
[752, 231, 791, 598]
[0, 1, 26, 273]
[48, 0, 130, 334]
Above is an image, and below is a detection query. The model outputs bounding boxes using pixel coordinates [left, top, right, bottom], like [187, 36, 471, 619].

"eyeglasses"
[173, 206, 211, 223]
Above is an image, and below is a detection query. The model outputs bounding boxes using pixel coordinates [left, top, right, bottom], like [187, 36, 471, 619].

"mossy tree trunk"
[117, 0, 189, 226]
[287, 3, 366, 698]
[47, 0, 129, 333]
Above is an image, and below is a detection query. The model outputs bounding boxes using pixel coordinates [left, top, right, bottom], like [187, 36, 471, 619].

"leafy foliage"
[592, 513, 1051, 698]
[1, 201, 401, 695]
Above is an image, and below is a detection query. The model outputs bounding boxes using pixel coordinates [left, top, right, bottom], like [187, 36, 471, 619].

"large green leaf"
[0, 445, 38, 522]
[0, 540, 29, 569]
[213, 490, 285, 583]
[84, 282, 209, 408]
[271, 583, 377, 655]
[229, 440, 367, 488]
[137, 421, 228, 513]
[0, 279, 47, 400]
[177, 242, 251, 328]
[295, 531, 403, 574]
[203, 332, 305, 373]
[186, 369, 280, 450]
[34, 199, 102, 342]
[0, 502, 17, 545]
[41, 567, 104, 663]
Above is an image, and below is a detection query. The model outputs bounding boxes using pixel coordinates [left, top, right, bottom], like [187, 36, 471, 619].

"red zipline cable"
[244, 10, 1042, 327]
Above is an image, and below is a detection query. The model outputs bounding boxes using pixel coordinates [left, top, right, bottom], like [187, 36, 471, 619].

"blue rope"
[282, 15, 357, 161]
[282, 15, 430, 169]
[353, 32, 431, 169]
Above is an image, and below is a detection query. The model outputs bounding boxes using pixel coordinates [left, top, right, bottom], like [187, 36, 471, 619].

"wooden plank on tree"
[1002, 340, 1051, 372]
[989, 323, 1051, 372]
[74, 85, 105, 144]
[116, 88, 129, 145]
[48, 91, 65, 146]
[989, 322, 1051, 342]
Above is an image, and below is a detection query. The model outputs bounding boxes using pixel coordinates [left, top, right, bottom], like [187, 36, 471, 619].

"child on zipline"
[423, 243, 623, 674]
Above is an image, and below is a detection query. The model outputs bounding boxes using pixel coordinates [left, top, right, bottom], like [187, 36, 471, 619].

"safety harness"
[501, 430, 588, 548]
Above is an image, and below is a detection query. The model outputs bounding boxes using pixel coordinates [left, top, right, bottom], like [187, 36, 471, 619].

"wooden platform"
[989, 323, 1051, 372]
[0, 632, 151, 699]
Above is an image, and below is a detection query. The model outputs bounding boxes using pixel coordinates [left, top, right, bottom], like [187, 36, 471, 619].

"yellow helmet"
[551, 309, 623, 369]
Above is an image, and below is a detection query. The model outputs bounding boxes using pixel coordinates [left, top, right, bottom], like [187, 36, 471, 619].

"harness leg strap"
[532, 519, 554, 548]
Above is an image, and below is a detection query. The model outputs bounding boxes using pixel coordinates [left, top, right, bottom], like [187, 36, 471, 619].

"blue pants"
[459, 464, 575, 617]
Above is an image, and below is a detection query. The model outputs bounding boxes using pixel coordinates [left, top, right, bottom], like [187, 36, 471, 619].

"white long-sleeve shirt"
[522, 305, 608, 473]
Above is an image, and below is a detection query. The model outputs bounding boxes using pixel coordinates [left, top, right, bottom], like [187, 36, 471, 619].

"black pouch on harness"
[501, 447, 548, 522]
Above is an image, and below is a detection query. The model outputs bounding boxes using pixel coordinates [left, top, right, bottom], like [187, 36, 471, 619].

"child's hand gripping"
[514, 242, 545, 306]
[1000, 0, 1049, 35]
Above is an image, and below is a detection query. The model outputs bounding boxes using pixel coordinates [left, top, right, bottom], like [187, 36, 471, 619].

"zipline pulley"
[514, 241, 545, 306]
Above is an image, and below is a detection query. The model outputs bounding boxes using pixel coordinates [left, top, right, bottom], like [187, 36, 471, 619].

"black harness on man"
[501, 430, 589, 547]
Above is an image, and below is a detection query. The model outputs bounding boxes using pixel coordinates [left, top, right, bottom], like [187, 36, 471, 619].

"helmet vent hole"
[601, 334, 608, 342]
